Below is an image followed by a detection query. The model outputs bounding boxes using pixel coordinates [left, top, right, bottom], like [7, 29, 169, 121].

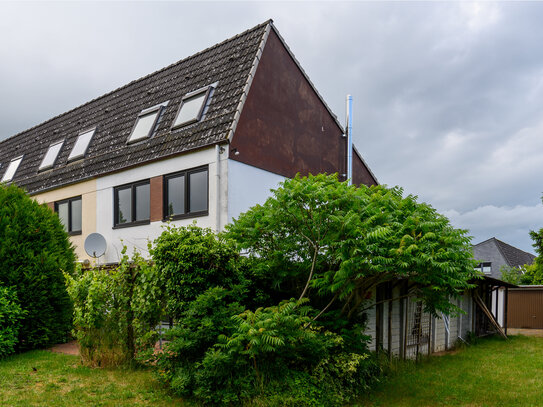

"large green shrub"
[66, 247, 162, 367]
[0, 286, 25, 358]
[151, 224, 246, 318]
[0, 183, 75, 350]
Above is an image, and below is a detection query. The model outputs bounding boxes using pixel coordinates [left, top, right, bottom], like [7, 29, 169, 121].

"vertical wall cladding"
[231, 30, 346, 178]
[352, 149, 378, 187]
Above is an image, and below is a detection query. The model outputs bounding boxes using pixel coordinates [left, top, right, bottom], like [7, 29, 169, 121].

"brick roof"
[0, 20, 271, 195]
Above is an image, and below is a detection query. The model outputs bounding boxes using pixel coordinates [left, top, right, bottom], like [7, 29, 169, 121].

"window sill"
[69, 230, 82, 236]
[113, 219, 151, 229]
[162, 211, 208, 222]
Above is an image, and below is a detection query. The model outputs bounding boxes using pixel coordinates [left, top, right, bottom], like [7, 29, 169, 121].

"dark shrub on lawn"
[0, 183, 75, 350]
[0, 286, 25, 358]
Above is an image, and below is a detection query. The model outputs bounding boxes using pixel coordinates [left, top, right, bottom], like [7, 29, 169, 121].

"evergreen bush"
[0, 183, 75, 350]
[0, 286, 25, 358]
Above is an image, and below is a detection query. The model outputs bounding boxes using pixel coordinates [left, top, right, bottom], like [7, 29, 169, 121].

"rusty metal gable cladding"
[0, 21, 270, 195]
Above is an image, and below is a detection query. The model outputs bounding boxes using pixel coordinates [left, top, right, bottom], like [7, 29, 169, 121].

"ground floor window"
[55, 196, 82, 235]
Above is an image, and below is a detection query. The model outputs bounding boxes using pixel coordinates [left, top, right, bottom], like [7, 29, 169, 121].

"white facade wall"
[227, 159, 284, 223]
[95, 147, 228, 264]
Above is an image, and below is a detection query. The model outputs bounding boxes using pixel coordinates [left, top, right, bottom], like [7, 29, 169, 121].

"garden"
[1, 175, 490, 406]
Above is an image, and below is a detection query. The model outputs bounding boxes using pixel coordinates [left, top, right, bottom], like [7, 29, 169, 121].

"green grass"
[0, 350, 184, 406]
[357, 335, 543, 407]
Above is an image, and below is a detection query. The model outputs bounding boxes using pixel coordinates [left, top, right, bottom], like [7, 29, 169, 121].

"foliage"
[0, 183, 75, 350]
[521, 195, 543, 285]
[226, 174, 479, 319]
[66, 247, 162, 367]
[152, 287, 246, 403]
[500, 265, 523, 285]
[0, 286, 25, 358]
[154, 295, 378, 406]
[151, 224, 245, 317]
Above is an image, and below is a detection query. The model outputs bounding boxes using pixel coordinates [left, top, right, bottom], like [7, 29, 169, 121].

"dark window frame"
[171, 86, 213, 130]
[163, 166, 209, 221]
[113, 179, 151, 228]
[127, 105, 165, 144]
[54, 196, 82, 236]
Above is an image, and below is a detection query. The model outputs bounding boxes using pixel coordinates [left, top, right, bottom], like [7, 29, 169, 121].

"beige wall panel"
[32, 179, 97, 261]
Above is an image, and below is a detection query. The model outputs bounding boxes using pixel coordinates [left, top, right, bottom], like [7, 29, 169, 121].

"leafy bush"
[0, 286, 25, 358]
[151, 224, 245, 317]
[0, 183, 75, 350]
[66, 247, 162, 366]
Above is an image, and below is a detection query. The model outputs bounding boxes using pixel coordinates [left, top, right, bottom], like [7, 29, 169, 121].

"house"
[473, 237, 536, 279]
[0, 20, 377, 264]
[472, 237, 535, 327]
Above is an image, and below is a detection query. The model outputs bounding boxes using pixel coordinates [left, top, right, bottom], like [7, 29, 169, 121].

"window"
[127, 103, 166, 144]
[172, 86, 213, 129]
[39, 140, 64, 171]
[1, 156, 23, 183]
[164, 166, 208, 220]
[475, 262, 492, 274]
[114, 180, 150, 227]
[69, 128, 96, 161]
[55, 196, 82, 235]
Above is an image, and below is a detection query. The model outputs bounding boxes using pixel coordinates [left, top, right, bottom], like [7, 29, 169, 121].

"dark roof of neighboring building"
[473, 237, 536, 268]
[0, 20, 272, 195]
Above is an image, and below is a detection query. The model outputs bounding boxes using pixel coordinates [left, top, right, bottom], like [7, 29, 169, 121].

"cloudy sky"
[1, 1, 542, 253]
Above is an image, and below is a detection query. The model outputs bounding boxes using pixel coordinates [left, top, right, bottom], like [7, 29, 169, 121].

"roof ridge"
[0, 19, 273, 146]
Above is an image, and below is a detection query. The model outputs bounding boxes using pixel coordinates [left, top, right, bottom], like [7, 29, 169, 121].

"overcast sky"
[1, 1, 542, 254]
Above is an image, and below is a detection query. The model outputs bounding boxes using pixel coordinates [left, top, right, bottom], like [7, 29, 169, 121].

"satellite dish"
[84, 233, 107, 258]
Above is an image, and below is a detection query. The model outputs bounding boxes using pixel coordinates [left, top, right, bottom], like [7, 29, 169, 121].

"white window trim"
[1, 155, 24, 183]
[39, 139, 65, 171]
[68, 127, 97, 162]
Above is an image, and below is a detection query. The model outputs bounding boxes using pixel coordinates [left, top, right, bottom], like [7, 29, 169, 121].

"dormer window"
[1, 156, 23, 183]
[127, 102, 167, 144]
[172, 85, 214, 129]
[69, 128, 96, 161]
[39, 140, 64, 171]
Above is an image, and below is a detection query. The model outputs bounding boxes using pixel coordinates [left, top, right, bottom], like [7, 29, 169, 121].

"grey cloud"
[1, 1, 542, 252]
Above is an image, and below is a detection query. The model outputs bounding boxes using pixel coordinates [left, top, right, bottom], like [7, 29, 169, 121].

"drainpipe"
[345, 95, 353, 185]
[215, 144, 221, 232]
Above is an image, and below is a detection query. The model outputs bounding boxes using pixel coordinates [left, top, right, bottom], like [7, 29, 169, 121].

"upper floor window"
[114, 180, 150, 227]
[475, 262, 492, 274]
[69, 128, 96, 161]
[39, 140, 64, 171]
[55, 196, 82, 235]
[1, 155, 23, 183]
[127, 103, 167, 144]
[164, 166, 208, 220]
[172, 85, 214, 129]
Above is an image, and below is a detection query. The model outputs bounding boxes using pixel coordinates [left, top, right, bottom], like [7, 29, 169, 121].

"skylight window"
[127, 103, 167, 144]
[1, 156, 23, 183]
[39, 140, 64, 171]
[172, 86, 213, 129]
[68, 128, 96, 161]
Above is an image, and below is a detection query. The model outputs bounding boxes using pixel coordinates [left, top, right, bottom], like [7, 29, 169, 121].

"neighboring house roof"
[473, 237, 536, 268]
[0, 20, 272, 195]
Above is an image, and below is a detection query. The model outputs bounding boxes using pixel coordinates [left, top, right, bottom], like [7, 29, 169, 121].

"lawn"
[0, 350, 184, 406]
[358, 335, 543, 407]
[1, 336, 542, 406]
